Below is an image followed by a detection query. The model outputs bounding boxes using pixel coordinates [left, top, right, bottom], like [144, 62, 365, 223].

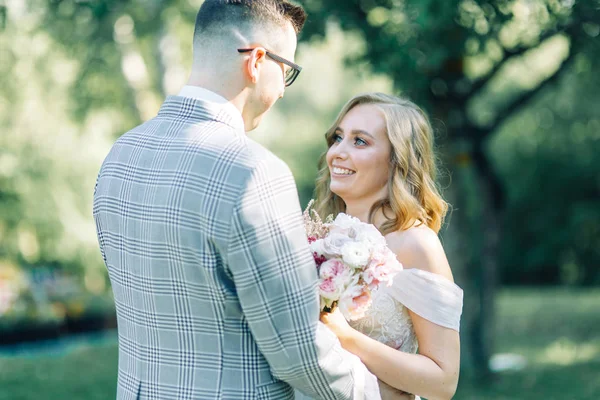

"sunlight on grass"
[455, 288, 600, 400]
[536, 338, 600, 366]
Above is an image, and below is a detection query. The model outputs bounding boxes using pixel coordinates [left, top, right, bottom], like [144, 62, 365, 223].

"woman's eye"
[355, 137, 367, 146]
[333, 134, 342, 143]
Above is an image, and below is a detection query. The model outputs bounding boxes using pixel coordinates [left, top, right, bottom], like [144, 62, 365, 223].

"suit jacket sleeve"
[225, 157, 380, 400]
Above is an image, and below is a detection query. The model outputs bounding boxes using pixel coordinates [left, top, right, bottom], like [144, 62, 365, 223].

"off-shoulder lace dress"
[295, 268, 463, 400]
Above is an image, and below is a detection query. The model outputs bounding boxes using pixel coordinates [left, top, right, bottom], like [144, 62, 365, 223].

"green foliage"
[0, 0, 598, 312]
[491, 47, 600, 286]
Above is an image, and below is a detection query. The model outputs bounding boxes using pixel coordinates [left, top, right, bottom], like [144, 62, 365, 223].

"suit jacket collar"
[158, 94, 245, 133]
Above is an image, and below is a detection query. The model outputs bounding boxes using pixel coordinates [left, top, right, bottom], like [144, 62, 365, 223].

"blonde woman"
[315, 93, 463, 400]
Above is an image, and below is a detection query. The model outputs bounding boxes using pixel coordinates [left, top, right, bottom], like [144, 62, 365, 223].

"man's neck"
[186, 76, 248, 122]
[177, 83, 247, 131]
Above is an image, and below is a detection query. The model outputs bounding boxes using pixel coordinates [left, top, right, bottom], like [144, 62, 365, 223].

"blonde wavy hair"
[314, 92, 448, 234]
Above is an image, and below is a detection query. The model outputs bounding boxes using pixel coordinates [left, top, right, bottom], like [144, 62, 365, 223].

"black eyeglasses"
[237, 48, 302, 87]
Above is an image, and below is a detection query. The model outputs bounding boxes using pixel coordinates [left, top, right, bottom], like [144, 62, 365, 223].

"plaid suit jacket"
[93, 96, 372, 399]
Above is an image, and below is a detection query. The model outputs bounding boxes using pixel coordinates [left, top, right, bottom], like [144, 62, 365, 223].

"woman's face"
[326, 104, 392, 206]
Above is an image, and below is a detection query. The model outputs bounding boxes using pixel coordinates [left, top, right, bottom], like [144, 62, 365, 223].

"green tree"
[2, 0, 598, 380]
[299, 0, 600, 377]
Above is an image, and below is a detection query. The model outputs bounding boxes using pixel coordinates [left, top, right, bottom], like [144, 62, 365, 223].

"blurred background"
[0, 0, 598, 399]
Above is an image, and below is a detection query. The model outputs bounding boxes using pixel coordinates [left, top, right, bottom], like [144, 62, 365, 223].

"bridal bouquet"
[303, 201, 403, 321]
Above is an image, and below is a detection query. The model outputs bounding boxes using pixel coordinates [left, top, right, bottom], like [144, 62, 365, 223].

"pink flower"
[351, 290, 373, 318]
[363, 248, 402, 288]
[361, 268, 381, 287]
[339, 286, 372, 321]
[319, 278, 343, 307]
[363, 264, 393, 288]
[304, 205, 402, 317]
[368, 249, 387, 267]
[319, 259, 345, 279]
[320, 258, 356, 288]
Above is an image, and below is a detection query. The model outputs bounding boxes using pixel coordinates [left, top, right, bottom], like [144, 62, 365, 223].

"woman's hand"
[378, 379, 415, 400]
[320, 307, 355, 346]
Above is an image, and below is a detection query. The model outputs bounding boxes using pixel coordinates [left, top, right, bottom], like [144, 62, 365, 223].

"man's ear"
[245, 47, 267, 84]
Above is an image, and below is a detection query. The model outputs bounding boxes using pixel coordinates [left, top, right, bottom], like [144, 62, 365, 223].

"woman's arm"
[378, 379, 416, 400]
[321, 226, 461, 400]
[322, 310, 459, 400]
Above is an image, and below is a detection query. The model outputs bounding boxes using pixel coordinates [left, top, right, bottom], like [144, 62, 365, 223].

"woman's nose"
[332, 140, 350, 159]
[336, 139, 351, 158]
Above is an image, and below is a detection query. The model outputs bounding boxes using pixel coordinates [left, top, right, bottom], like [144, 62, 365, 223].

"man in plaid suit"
[93, 1, 380, 399]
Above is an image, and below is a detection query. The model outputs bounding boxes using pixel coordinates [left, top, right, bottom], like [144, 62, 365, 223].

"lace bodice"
[350, 268, 463, 355]
[349, 282, 419, 354]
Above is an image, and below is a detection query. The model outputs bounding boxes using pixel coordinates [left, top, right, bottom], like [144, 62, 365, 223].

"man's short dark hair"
[194, 0, 307, 41]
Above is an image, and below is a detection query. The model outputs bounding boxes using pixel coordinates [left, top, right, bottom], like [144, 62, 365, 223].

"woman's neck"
[344, 200, 388, 230]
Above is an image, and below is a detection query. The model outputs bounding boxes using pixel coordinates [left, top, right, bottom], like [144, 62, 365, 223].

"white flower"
[318, 232, 352, 257]
[335, 268, 360, 289]
[354, 223, 387, 250]
[332, 213, 361, 230]
[341, 242, 371, 268]
[329, 213, 361, 238]
[330, 213, 387, 248]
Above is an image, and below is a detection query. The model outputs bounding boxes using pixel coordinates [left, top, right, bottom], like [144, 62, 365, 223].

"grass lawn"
[1, 288, 599, 400]
[455, 288, 600, 400]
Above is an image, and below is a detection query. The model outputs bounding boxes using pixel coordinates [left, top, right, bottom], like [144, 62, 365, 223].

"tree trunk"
[471, 139, 504, 379]
[470, 171, 500, 380]
[440, 136, 499, 380]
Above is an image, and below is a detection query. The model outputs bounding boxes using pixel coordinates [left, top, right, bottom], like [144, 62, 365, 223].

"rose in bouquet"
[303, 201, 403, 321]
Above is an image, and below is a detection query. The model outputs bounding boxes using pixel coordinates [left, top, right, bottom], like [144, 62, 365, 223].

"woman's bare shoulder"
[385, 224, 454, 281]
